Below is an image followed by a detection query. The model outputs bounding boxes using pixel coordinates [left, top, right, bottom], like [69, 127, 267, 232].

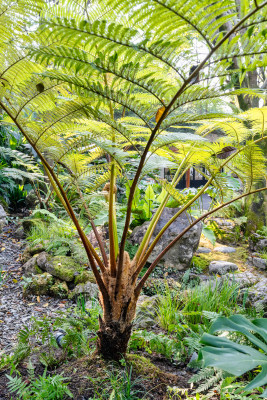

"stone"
[222, 271, 260, 289]
[22, 256, 43, 277]
[50, 280, 69, 299]
[13, 225, 25, 239]
[249, 233, 267, 252]
[214, 246, 236, 253]
[0, 205, 7, 232]
[248, 278, 267, 310]
[29, 243, 46, 256]
[25, 190, 39, 209]
[36, 252, 81, 282]
[134, 295, 159, 329]
[129, 208, 202, 271]
[209, 261, 238, 275]
[196, 247, 211, 254]
[251, 257, 267, 270]
[69, 282, 98, 299]
[23, 273, 54, 297]
[74, 270, 96, 285]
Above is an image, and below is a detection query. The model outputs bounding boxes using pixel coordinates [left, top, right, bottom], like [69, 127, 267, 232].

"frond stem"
[135, 185, 267, 295]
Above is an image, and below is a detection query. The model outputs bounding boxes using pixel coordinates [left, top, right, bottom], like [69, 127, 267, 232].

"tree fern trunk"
[97, 251, 138, 361]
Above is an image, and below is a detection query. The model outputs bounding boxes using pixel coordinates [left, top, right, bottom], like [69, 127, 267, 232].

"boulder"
[251, 257, 267, 270]
[249, 233, 267, 252]
[22, 256, 43, 277]
[23, 272, 54, 297]
[13, 225, 25, 239]
[134, 295, 159, 329]
[69, 282, 98, 300]
[196, 247, 211, 254]
[129, 208, 202, 270]
[248, 278, 267, 310]
[36, 252, 81, 282]
[74, 270, 96, 285]
[209, 261, 238, 275]
[222, 271, 260, 289]
[50, 280, 69, 299]
[25, 190, 39, 209]
[214, 246, 236, 253]
[0, 205, 7, 232]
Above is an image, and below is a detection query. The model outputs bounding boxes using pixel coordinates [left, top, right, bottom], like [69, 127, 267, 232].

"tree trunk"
[96, 252, 139, 361]
[97, 318, 133, 361]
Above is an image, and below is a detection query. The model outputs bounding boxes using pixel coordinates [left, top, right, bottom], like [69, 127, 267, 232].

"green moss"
[23, 273, 54, 297]
[47, 256, 82, 282]
[191, 256, 209, 272]
[74, 270, 96, 285]
[50, 280, 69, 299]
[127, 354, 164, 380]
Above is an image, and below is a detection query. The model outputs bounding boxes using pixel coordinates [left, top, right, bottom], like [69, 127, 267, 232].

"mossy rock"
[23, 256, 43, 277]
[69, 282, 98, 300]
[37, 253, 82, 282]
[74, 270, 96, 285]
[23, 272, 54, 297]
[29, 243, 46, 255]
[50, 280, 69, 299]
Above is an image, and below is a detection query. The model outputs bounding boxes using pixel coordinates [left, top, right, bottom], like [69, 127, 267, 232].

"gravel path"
[0, 223, 71, 355]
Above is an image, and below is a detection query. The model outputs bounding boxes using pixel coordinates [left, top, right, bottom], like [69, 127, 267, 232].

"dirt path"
[0, 223, 71, 354]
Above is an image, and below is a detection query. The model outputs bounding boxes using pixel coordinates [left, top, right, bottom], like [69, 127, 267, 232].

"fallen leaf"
[37, 296, 40, 303]
[12, 279, 18, 283]
[155, 106, 165, 122]
[59, 304, 65, 308]
[43, 303, 49, 307]
[1, 247, 5, 251]
[28, 303, 35, 306]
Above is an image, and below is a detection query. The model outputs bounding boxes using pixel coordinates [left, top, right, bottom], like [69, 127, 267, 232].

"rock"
[134, 295, 159, 329]
[22, 218, 36, 233]
[22, 256, 43, 277]
[74, 270, 96, 285]
[50, 280, 69, 299]
[248, 278, 267, 310]
[13, 225, 25, 239]
[249, 233, 267, 252]
[214, 246, 236, 253]
[251, 257, 267, 270]
[129, 208, 202, 271]
[23, 273, 54, 297]
[69, 282, 98, 299]
[36, 252, 81, 282]
[0, 205, 7, 232]
[29, 243, 46, 255]
[222, 271, 260, 289]
[196, 247, 211, 254]
[25, 190, 39, 209]
[209, 261, 238, 275]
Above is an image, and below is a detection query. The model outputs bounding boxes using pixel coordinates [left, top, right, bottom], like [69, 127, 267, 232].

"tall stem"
[76, 185, 108, 268]
[104, 73, 118, 275]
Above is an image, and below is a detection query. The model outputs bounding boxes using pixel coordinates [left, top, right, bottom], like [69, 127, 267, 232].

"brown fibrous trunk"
[96, 251, 138, 361]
